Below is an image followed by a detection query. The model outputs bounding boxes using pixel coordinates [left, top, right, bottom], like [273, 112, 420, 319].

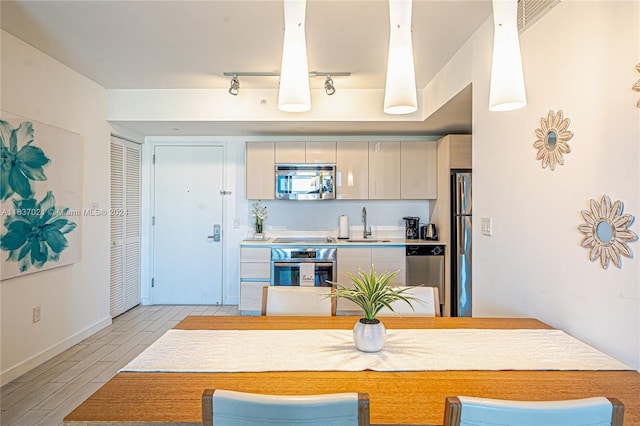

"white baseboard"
[0, 316, 112, 386]
[224, 296, 239, 305]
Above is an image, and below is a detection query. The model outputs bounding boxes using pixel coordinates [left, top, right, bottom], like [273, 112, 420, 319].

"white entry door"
[152, 145, 224, 305]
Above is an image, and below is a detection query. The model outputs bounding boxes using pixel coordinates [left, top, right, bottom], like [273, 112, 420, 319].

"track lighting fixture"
[223, 71, 350, 101]
[324, 75, 336, 96]
[228, 74, 240, 96]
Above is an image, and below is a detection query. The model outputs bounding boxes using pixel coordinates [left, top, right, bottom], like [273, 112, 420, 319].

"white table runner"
[121, 329, 630, 373]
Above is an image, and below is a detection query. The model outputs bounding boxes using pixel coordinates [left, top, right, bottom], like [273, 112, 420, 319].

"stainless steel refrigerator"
[451, 171, 472, 317]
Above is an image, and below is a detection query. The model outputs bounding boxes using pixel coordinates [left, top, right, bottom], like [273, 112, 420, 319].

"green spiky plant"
[329, 265, 418, 322]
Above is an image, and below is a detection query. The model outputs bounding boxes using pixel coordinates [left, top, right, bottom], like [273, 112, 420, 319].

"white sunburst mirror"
[533, 110, 574, 171]
[578, 195, 638, 270]
[633, 62, 640, 108]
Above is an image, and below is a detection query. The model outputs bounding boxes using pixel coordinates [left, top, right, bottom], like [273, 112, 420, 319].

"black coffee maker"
[402, 216, 420, 239]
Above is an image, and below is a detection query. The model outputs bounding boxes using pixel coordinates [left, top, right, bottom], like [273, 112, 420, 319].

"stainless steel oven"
[271, 247, 336, 287]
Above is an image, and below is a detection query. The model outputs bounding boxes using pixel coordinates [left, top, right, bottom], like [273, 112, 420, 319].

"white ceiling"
[1, 0, 491, 136]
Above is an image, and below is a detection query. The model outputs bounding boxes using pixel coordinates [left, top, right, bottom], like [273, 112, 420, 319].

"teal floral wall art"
[1, 120, 50, 201]
[2, 191, 77, 272]
[1, 115, 81, 280]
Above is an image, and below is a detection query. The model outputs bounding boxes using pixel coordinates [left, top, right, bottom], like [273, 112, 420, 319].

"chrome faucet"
[362, 207, 372, 239]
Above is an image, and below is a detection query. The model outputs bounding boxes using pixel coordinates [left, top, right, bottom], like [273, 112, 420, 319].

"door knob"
[207, 224, 221, 242]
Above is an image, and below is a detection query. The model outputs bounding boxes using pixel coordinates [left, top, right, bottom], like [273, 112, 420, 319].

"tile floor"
[0, 304, 240, 425]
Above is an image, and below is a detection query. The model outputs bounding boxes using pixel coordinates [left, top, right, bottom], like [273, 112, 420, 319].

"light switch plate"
[481, 217, 493, 236]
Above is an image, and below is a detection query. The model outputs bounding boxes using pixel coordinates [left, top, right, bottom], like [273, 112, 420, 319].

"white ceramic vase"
[353, 318, 386, 352]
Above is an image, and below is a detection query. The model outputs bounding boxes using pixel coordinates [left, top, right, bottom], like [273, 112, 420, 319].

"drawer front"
[240, 247, 271, 263]
[240, 281, 269, 311]
[240, 262, 271, 279]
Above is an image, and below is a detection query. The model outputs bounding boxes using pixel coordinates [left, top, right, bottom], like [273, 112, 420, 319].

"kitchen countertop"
[240, 237, 445, 247]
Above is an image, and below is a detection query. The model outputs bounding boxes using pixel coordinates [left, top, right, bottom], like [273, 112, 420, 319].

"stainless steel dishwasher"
[405, 244, 445, 315]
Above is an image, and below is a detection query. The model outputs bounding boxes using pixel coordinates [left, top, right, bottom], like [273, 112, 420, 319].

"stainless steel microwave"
[275, 164, 335, 200]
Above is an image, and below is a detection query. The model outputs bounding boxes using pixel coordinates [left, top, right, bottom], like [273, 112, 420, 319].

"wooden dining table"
[64, 316, 640, 425]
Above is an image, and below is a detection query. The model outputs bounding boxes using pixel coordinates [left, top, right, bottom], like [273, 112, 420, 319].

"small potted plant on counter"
[251, 200, 267, 239]
[329, 266, 417, 352]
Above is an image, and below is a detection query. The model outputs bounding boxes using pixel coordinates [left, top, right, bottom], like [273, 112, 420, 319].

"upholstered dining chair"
[261, 286, 336, 316]
[202, 389, 370, 426]
[377, 286, 440, 317]
[443, 396, 624, 426]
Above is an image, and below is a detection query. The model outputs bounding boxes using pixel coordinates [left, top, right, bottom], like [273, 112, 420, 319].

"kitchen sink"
[346, 239, 391, 243]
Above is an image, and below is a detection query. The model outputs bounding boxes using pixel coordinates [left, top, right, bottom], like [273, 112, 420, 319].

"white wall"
[107, 88, 426, 123]
[1, 31, 113, 384]
[140, 137, 248, 306]
[140, 136, 435, 306]
[471, 2, 639, 369]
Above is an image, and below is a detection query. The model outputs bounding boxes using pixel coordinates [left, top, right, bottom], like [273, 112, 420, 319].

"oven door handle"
[273, 262, 301, 267]
[272, 262, 334, 267]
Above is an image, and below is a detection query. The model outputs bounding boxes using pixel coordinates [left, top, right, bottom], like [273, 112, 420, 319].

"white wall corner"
[421, 24, 479, 121]
[0, 316, 112, 386]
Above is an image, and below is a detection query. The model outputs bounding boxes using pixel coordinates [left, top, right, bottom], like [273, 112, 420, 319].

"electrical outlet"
[33, 306, 41, 323]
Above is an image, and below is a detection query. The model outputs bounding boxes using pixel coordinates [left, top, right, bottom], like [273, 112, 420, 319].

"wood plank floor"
[0, 304, 240, 426]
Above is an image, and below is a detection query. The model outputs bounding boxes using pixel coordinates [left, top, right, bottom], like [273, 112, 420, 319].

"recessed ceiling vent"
[517, 0, 560, 33]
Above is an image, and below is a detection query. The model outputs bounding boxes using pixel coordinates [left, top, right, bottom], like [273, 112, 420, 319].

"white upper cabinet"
[368, 142, 401, 199]
[336, 142, 368, 200]
[248, 140, 436, 200]
[449, 135, 472, 169]
[275, 141, 336, 163]
[246, 141, 275, 200]
[401, 141, 437, 199]
[305, 142, 336, 163]
[275, 141, 305, 163]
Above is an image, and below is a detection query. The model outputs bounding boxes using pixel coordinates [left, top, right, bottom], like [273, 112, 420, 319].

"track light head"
[229, 75, 240, 96]
[324, 75, 336, 96]
[223, 71, 350, 100]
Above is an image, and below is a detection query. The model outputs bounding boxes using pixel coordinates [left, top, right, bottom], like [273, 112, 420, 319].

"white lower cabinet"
[239, 247, 270, 311]
[335, 247, 405, 313]
[371, 247, 406, 284]
[240, 281, 269, 312]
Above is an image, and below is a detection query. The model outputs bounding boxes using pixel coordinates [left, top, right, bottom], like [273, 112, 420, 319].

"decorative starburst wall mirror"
[633, 63, 640, 108]
[578, 195, 638, 270]
[533, 110, 574, 171]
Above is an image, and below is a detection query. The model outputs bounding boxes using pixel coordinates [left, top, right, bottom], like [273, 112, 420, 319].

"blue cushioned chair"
[443, 395, 624, 426]
[202, 389, 370, 426]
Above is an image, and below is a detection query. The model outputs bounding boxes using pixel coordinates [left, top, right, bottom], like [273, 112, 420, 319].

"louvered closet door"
[110, 136, 142, 317]
[110, 141, 125, 316]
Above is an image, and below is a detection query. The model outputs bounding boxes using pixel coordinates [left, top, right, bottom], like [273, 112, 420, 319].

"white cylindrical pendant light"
[278, 0, 311, 112]
[489, 0, 527, 111]
[383, 0, 417, 115]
